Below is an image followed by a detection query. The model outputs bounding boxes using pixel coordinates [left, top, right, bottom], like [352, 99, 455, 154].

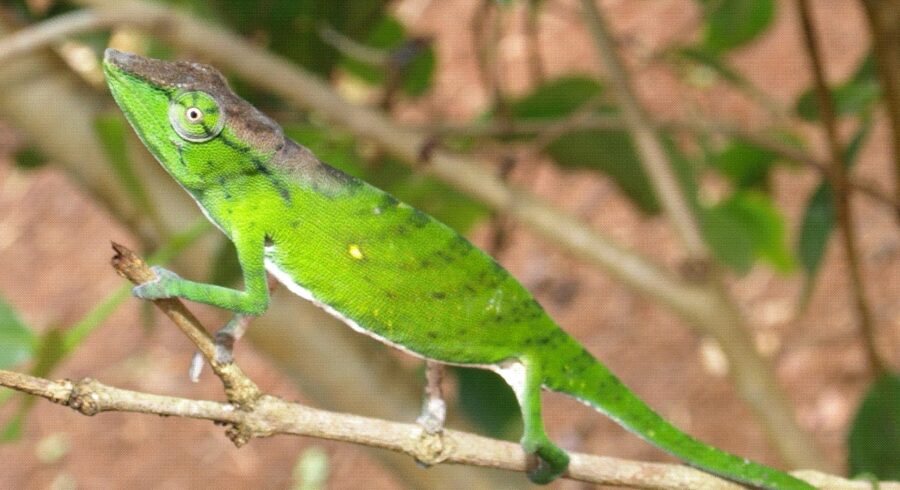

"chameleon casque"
[103, 49, 813, 489]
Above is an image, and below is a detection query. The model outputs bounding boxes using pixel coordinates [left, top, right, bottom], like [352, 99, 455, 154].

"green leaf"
[401, 44, 435, 96]
[13, 146, 48, 170]
[509, 77, 603, 120]
[701, 0, 775, 53]
[0, 297, 34, 369]
[703, 191, 794, 273]
[796, 54, 880, 121]
[339, 16, 435, 96]
[798, 184, 833, 276]
[796, 117, 872, 296]
[848, 374, 900, 480]
[545, 129, 660, 214]
[710, 139, 778, 189]
[453, 367, 521, 439]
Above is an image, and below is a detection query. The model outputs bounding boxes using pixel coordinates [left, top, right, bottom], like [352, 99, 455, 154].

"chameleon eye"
[185, 107, 203, 123]
[168, 91, 224, 142]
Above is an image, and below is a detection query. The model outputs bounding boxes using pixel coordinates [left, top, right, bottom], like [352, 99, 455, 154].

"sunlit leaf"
[703, 191, 794, 273]
[848, 374, 900, 480]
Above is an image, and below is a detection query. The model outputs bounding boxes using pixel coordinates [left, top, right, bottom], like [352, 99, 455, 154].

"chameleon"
[103, 49, 814, 489]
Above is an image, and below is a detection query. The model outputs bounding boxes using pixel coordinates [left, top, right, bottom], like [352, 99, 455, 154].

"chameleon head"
[102, 49, 284, 188]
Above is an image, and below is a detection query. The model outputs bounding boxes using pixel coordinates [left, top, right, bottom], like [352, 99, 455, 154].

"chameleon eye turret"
[168, 91, 225, 142]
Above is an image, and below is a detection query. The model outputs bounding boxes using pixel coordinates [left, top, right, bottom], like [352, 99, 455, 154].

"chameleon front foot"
[416, 361, 446, 434]
[522, 437, 570, 484]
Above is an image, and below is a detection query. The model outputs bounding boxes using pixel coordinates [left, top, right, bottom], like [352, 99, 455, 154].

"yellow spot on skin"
[348, 244, 364, 260]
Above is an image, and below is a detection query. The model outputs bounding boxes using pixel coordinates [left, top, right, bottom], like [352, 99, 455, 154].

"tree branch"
[0, 365, 891, 490]
[796, 0, 887, 376]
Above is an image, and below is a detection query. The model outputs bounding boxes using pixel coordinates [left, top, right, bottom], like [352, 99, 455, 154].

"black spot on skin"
[393, 225, 409, 236]
[431, 292, 446, 300]
[380, 194, 399, 209]
[419, 259, 432, 269]
[409, 209, 430, 228]
[463, 284, 476, 293]
[218, 177, 232, 199]
[220, 134, 250, 153]
[436, 251, 454, 263]
[291, 220, 301, 228]
[264, 235, 274, 247]
[200, 121, 214, 138]
[426, 331, 438, 339]
[385, 291, 397, 300]
[537, 336, 552, 345]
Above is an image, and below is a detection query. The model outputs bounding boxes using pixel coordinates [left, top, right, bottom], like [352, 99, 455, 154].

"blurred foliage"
[796, 54, 880, 121]
[797, 117, 872, 297]
[848, 374, 900, 480]
[699, 0, 775, 54]
[453, 367, 521, 439]
[12, 145, 48, 170]
[0, 296, 34, 370]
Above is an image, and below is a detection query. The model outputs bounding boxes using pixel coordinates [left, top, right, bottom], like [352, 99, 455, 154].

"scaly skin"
[103, 49, 814, 489]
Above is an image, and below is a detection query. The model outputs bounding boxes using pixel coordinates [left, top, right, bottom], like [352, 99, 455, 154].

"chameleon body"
[103, 49, 812, 489]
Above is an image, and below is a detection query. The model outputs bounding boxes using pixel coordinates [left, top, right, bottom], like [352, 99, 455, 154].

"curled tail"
[537, 345, 814, 489]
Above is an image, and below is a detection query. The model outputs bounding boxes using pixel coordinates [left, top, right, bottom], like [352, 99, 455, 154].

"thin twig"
[579, 0, 708, 258]
[795, 0, 886, 376]
[859, 0, 900, 224]
[109, 243, 263, 405]
[3, 369, 874, 490]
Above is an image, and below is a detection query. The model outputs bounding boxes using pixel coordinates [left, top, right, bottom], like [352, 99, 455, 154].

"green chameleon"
[103, 49, 813, 489]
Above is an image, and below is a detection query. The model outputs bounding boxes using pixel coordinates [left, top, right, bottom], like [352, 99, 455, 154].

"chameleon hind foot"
[415, 361, 446, 434]
[522, 436, 570, 484]
[187, 313, 255, 382]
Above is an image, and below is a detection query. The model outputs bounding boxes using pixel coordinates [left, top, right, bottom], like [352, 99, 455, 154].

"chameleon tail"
[538, 344, 815, 490]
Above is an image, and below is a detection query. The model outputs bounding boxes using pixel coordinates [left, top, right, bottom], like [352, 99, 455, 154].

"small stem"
[579, 0, 708, 258]
[796, 0, 886, 376]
